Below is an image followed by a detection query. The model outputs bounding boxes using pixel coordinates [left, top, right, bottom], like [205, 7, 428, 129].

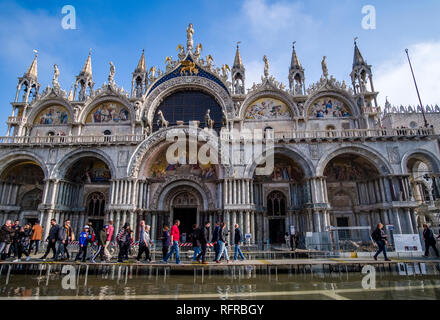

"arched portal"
[0, 160, 44, 225]
[324, 153, 383, 242]
[62, 156, 112, 237]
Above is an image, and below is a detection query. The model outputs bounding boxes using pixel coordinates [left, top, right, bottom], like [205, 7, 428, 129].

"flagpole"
[405, 48, 429, 128]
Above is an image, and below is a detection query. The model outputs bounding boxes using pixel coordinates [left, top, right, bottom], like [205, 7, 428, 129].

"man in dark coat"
[423, 224, 439, 257]
[211, 222, 220, 262]
[40, 219, 59, 260]
[233, 224, 246, 261]
[0, 220, 14, 260]
[196, 221, 210, 264]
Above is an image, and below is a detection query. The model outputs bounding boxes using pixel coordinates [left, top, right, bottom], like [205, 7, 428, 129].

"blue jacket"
[79, 231, 88, 247]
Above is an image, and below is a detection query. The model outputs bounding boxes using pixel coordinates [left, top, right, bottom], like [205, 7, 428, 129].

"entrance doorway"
[336, 217, 349, 240]
[173, 208, 197, 243]
[269, 218, 285, 244]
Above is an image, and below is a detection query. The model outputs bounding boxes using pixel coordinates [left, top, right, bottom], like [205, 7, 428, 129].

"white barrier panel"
[393, 234, 423, 253]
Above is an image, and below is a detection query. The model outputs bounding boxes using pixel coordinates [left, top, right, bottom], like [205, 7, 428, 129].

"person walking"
[104, 221, 114, 262]
[216, 222, 230, 264]
[55, 220, 73, 261]
[75, 226, 90, 262]
[30, 221, 43, 255]
[14, 225, 31, 262]
[371, 223, 391, 261]
[137, 222, 154, 263]
[163, 220, 181, 264]
[116, 223, 131, 263]
[10, 220, 21, 258]
[211, 222, 220, 262]
[191, 224, 201, 263]
[91, 225, 108, 263]
[0, 220, 14, 260]
[196, 221, 210, 264]
[161, 225, 171, 260]
[233, 224, 246, 261]
[40, 219, 59, 261]
[423, 224, 440, 258]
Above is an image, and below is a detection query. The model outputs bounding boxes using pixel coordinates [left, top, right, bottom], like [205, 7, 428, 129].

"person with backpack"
[137, 222, 154, 263]
[191, 224, 201, 263]
[55, 220, 73, 261]
[75, 226, 90, 262]
[30, 220, 43, 255]
[196, 221, 210, 264]
[40, 219, 59, 261]
[14, 224, 32, 262]
[117, 223, 131, 263]
[161, 225, 171, 260]
[371, 223, 391, 261]
[233, 224, 246, 261]
[91, 225, 108, 263]
[216, 222, 230, 264]
[423, 224, 440, 258]
[162, 220, 181, 264]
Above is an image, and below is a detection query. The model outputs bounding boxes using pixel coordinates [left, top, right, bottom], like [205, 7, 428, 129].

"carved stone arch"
[401, 149, 440, 174]
[127, 126, 227, 178]
[26, 97, 74, 126]
[78, 90, 135, 125]
[316, 145, 394, 177]
[51, 148, 117, 180]
[304, 90, 359, 119]
[0, 150, 49, 180]
[328, 187, 357, 208]
[239, 89, 299, 120]
[244, 144, 314, 179]
[163, 185, 204, 212]
[142, 76, 234, 126]
[152, 176, 214, 211]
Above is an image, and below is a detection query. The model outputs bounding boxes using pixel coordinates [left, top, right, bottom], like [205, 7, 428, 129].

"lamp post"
[405, 49, 429, 128]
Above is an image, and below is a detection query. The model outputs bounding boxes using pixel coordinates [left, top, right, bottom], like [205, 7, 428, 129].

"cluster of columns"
[0, 182, 20, 205]
[110, 179, 137, 205]
[223, 179, 254, 205]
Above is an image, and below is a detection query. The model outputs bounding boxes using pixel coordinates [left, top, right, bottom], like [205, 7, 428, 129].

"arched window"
[153, 90, 223, 132]
[86, 192, 106, 217]
[267, 191, 286, 216]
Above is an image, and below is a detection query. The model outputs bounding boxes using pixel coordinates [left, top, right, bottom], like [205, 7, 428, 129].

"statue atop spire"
[263, 55, 269, 78]
[108, 61, 116, 85]
[232, 41, 245, 94]
[186, 23, 194, 52]
[289, 41, 305, 95]
[321, 56, 329, 78]
[52, 64, 60, 89]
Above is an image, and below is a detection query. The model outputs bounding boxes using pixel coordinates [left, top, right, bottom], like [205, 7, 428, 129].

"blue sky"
[1, 0, 440, 133]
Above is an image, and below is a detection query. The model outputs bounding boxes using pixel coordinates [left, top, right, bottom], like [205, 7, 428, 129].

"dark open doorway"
[89, 219, 104, 235]
[269, 218, 285, 244]
[173, 208, 197, 242]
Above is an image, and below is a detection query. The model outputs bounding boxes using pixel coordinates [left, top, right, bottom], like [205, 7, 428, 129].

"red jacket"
[171, 225, 180, 243]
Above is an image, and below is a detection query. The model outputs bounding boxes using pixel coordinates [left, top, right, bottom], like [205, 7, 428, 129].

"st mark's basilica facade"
[0, 24, 439, 247]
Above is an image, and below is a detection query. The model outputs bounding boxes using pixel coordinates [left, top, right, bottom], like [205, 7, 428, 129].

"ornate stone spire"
[353, 38, 367, 67]
[131, 49, 148, 98]
[231, 42, 246, 95]
[136, 49, 146, 72]
[289, 42, 305, 95]
[80, 49, 93, 77]
[24, 50, 38, 80]
[290, 41, 301, 70]
[233, 42, 243, 68]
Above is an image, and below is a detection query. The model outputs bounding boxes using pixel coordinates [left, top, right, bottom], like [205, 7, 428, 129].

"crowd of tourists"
[1, 217, 439, 264]
[0, 217, 249, 264]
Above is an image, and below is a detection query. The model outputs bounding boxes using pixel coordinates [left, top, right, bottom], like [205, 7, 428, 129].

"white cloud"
[240, 0, 321, 90]
[375, 41, 440, 108]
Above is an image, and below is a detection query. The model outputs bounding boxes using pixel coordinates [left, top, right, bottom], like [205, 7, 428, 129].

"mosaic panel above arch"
[254, 155, 305, 183]
[147, 148, 217, 182]
[324, 154, 379, 182]
[244, 97, 292, 121]
[34, 105, 70, 125]
[308, 96, 351, 118]
[86, 101, 130, 124]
